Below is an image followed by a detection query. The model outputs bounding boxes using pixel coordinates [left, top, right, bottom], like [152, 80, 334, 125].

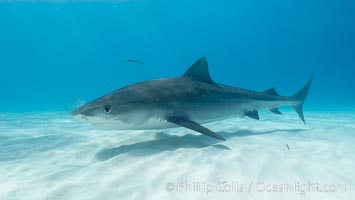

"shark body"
[71, 57, 312, 140]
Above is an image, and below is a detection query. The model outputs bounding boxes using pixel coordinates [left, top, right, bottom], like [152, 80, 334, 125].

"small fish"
[128, 59, 144, 64]
[269, 80, 277, 84]
[286, 144, 290, 151]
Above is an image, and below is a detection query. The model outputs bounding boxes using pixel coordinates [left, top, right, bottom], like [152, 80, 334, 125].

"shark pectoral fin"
[167, 116, 226, 141]
[270, 108, 282, 115]
[246, 110, 259, 120]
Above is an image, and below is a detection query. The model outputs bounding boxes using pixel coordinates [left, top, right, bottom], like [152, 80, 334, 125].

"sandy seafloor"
[0, 111, 354, 200]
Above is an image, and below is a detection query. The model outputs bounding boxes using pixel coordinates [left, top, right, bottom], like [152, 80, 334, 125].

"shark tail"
[291, 75, 313, 124]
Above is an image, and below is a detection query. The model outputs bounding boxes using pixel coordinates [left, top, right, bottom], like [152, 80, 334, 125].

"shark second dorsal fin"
[270, 108, 282, 115]
[183, 57, 215, 84]
[246, 110, 259, 120]
[263, 88, 280, 96]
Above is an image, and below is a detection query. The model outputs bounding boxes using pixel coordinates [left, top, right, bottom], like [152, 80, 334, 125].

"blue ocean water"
[0, 0, 354, 112]
[1, 1, 355, 200]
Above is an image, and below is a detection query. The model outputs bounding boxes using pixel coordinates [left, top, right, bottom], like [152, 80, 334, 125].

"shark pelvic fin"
[167, 115, 225, 141]
[263, 88, 280, 96]
[246, 110, 259, 120]
[183, 57, 215, 84]
[270, 108, 282, 115]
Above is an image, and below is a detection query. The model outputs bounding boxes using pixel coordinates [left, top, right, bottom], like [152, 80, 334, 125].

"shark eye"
[104, 106, 111, 113]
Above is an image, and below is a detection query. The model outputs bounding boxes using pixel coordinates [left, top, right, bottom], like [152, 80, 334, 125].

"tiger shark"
[71, 57, 312, 140]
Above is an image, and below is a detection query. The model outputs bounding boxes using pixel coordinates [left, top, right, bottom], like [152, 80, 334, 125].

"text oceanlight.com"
[165, 180, 347, 195]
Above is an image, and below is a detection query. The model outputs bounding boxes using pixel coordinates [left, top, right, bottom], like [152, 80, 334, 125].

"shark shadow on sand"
[96, 128, 306, 161]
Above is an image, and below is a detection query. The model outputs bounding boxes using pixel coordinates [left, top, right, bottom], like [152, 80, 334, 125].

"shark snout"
[71, 110, 89, 122]
[70, 105, 90, 119]
[71, 110, 78, 116]
[70, 108, 83, 116]
[71, 102, 92, 117]
[70, 102, 99, 122]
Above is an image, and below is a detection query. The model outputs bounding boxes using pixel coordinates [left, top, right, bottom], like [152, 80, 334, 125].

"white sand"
[0, 111, 354, 200]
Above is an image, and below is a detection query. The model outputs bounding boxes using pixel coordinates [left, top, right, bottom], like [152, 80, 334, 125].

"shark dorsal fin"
[183, 57, 214, 84]
[263, 88, 280, 96]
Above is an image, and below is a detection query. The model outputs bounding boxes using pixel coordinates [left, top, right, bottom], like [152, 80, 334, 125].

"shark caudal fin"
[291, 75, 313, 124]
